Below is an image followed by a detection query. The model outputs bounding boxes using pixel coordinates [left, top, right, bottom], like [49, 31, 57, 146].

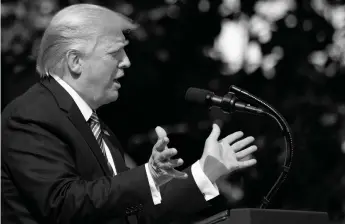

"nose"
[119, 52, 131, 69]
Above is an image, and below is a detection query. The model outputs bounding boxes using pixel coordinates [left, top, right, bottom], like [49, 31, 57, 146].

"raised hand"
[148, 126, 188, 187]
[200, 124, 257, 183]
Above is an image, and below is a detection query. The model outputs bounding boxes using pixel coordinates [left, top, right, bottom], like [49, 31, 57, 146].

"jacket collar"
[40, 77, 115, 176]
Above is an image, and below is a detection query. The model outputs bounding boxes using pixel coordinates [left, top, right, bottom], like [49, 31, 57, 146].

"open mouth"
[113, 79, 121, 86]
[113, 71, 124, 87]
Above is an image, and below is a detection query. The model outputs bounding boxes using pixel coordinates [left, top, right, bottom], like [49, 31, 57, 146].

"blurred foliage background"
[1, 0, 345, 222]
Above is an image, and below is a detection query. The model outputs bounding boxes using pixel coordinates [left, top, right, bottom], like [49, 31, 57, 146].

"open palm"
[200, 124, 257, 183]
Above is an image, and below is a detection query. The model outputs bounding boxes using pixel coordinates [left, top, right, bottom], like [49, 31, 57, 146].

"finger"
[237, 159, 257, 169]
[166, 169, 188, 179]
[154, 137, 169, 152]
[236, 145, 257, 159]
[159, 158, 184, 169]
[207, 123, 221, 141]
[155, 126, 167, 139]
[231, 136, 255, 152]
[221, 131, 244, 145]
[159, 148, 177, 160]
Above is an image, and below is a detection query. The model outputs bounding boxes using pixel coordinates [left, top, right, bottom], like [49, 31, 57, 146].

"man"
[1, 4, 258, 224]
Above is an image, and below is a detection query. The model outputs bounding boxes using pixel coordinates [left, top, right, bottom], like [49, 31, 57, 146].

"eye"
[110, 51, 120, 58]
[110, 49, 125, 59]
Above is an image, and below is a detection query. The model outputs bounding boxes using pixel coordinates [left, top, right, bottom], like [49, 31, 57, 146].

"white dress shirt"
[51, 74, 219, 204]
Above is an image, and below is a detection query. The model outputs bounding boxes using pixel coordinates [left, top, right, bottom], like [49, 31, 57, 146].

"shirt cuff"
[191, 160, 220, 201]
[145, 163, 162, 205]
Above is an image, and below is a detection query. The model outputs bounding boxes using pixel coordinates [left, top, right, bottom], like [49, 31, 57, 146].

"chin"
[109, 92, 119, 102]
[102, 89, 119, 103]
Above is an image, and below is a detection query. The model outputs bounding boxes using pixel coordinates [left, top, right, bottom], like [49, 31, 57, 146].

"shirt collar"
[50, 74, 93, 121]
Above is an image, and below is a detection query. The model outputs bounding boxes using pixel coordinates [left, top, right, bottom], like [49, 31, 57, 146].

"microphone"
[185, 87, 265, 114]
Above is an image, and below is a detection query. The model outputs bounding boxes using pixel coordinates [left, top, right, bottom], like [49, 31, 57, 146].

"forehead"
[97, 29, 128, 51]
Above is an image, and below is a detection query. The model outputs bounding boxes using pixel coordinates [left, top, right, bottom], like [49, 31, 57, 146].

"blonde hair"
[36, 4, 136, 77]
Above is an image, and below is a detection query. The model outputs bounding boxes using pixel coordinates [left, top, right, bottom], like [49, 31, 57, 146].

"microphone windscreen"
[185, 88, 211, 104]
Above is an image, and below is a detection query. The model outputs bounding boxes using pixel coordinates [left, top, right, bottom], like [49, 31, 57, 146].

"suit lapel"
[68, 104, 113, 176]
[101, 122, 128, 173]
[40, 77, 113, 176]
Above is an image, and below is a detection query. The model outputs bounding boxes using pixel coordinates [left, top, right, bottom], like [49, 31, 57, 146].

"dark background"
[2, 0, 345, 222]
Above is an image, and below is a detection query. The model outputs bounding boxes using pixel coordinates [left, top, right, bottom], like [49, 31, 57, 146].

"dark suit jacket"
[1, 77, 211, 224]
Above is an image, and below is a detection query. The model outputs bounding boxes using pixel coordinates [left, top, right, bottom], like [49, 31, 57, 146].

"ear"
[66, 50, 82, 75]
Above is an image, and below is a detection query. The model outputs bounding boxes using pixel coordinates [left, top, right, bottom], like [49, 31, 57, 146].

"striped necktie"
[88, 111, 115, 176]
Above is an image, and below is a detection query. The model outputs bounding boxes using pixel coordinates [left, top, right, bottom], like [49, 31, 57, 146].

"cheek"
[83, 59, 101, 77]
[84, 57, 119, 89]
[83, 65, 106, 88]
[103, 61, 120, 80]
[107, 59, 120, 73]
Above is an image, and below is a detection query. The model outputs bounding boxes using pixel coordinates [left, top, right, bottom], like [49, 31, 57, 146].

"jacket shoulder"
[2, 82, 61, 123]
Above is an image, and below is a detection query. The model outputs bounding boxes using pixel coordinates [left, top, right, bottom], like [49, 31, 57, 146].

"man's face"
[80, 29, 130, 108]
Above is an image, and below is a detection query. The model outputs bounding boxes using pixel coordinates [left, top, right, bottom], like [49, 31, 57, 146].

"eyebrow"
[108, 40, 129, 53]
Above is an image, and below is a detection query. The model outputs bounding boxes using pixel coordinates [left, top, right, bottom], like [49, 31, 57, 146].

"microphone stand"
[195, 86, 294, 224]
[229, 85, 293, 209]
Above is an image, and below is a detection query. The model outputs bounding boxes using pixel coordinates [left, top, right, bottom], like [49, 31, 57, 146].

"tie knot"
[89, 111, 99, 124]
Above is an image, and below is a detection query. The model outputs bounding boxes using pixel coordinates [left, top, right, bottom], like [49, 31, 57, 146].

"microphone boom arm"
[229, 85, 294, 209]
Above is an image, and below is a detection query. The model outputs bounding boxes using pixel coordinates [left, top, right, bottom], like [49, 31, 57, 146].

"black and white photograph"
[1, 0, 345, 223]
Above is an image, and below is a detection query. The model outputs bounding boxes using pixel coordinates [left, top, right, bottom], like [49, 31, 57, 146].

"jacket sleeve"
[2, 115, 153, 224]
[138, 167, 212, 223]
[101, 122, 213, 222]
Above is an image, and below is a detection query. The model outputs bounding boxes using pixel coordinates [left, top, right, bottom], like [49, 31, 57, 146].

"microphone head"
[185, 87, 212, 104]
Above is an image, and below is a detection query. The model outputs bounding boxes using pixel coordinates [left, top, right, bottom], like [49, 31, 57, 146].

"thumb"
[155, 126, 167, 139]
[208, 123, 221, 141]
